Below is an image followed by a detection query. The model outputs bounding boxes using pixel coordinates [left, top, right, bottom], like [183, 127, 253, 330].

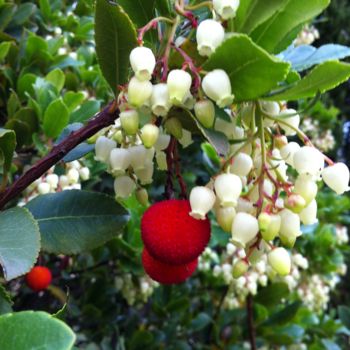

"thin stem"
[173, 140, 187, 199]
[137, 16, 174, 44]
[247, 294, 257, 350]
[185, 1, 213, 11]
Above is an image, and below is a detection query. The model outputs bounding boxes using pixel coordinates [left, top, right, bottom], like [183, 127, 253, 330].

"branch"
[247, 294, 257, 350]
[0, 102, 120, 210]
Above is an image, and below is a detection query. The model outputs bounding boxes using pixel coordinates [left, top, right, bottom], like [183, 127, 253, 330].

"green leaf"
[63, 91, 85, 113]
[26, 190, 130, 254]
[0, 128, 16, 173]
[0, 41, 10, 61]
[46, 68, 65, 93]
[0, 4, 17, 31]
[12, 108, 39, 134]
[250, 0, 330, 54]
[63, 143, 95, 162]
[0, 311, 75, 350]
[17, 73, 36, 99]
[117, 0, 155, 28]
[95, 0, 137, 94]
[155, 0, 172, 16]
[6, 91, 20, 118]
[266, 61, 350, 101]
[0, 207, 40, 281]
[262, 301, 302, 327]
[8, 2, 35, 27]
[43, 98, 69, 138]
[5, 119, 31, 147]
[70, 100, 101, 123]
[190, 313, 212, 332]
[255, 282, 289, 308]
[338, 305, 350, 329]
[0, 284, 12, 315]
[203, 34, 290, 101]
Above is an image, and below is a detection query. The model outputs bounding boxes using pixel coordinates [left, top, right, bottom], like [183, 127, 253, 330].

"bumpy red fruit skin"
[142, 248, 198, 284]
[25, 266, 52, 292]
[141, 199, 211, 264]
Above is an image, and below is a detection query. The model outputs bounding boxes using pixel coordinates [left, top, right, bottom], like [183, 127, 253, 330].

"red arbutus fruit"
[25, 266, 52, 292]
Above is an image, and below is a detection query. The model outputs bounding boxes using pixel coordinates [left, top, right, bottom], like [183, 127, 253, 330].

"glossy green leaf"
[262, 301, 302, 327]
[203, 34, 290, 101]
[63, 143, 95, 162]
[5, 119, 31, 147]
[46, 68, 65, 92]
[117, 0, 156, 28]
[190, 313, 212, 332]
[0, 311, 75, 350]
[0, 41, 10, 61]
[6, 91, 20, 118]
[70, 100, 100, 123]
[8, 2, 35, 27]
[12, 108, 38, 134]
[155, 0, 172, 16]
[266, 61, 350, 101]
[0, 207, 40, 281]
[43, 98, 69, 138]
[255, 283, 289, 308]
[0, 4, 17, 31]
[63, 91, 85, 113]
[26, 190, 130, 254]
[0, 128, 16, 173]
[16, 73, 36, 99]
[95, 0, 137, 94]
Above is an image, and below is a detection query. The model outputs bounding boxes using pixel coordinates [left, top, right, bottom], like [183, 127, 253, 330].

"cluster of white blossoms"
[114, 274, 158, 305]
[295, 24, 320, 46]
[18, 160, 90, 206]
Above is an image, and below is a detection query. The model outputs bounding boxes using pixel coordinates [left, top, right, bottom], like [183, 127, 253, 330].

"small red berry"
[141, 200, 211, 265]
[25, 266, 52, 292]
[142, 248, 197, 284]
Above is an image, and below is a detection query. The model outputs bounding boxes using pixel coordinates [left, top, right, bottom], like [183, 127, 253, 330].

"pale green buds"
[128, 76, 153, 107]
[268, 248, 291, 276]
[232, 259, 249, 279]
[194, 100, 215, 128]
[259, 212, 281, 241]
[140, 124, 159, 148]
[120, 110, 139, 135]
[165, 117, 183, 140]
[216, 206, 236, 232]
[284, 194, 306, 214]
[136, 188, 149, 206]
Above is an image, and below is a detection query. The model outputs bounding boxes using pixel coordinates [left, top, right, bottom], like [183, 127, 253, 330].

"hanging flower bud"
[129, 46, 156, 81]
[151, 83, 171, 117]
[156, 151, 167, 170]
[299, 199, 318, 225]
[241, 104, 254, 128]
[261, 101, 280, 116]
[230, 153, 253, 177]
[120, 110, 139, 135]
[284, 194, 306, 214]
[167, 69, 192, 105]
[202, 69, 234, 108]
[38, 182, 51, 195]
[214, 173, 242, 207]
[213, 0, 240, 20]
[258, 212, 281, 241]
[280, 142, 300, 166]
[114, 176, 136, 199]
[164, 117, 183, 139]
[189, 186, 216, 220]
[216, 206, 236, 232]
[275, 135, 288, 149]
[231, 213, 259, 248]
[232, 259, 249, 279]
[278, 109, 300, 136]
[154, 133, 171, 151]
[46, 174, 59, 189]
[194, 100, 215, 128]
[95, 136, 116, 163]
[79, 167, 90, 181]
[113, 130, 123, 144]
[110, 148, 131, 175]
[293, 146, 324, 177]
[140, 124, 159, 148]
[135, 161, 154, 185]
[294, 174, 318, 205]
[128, 76, 153, 107]
[321, 162, 350, 195]
[268, 248, 291, 276]
[136, 188, 149, 206]
[129, 145, 147, 171]
[67, 168, 80, 184]
[183, 91, 195, 109]
[279, 208, 302, 243]
[59, 175, 69, 188]
[196, 19, 225, 56]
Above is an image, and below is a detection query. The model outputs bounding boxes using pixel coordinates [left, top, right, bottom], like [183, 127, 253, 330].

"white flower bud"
[216, 206, 236, 232]
[299, 199, 318, 225]
[278, 109, 300, 136]
[120, 110, 139, 135]
[293, 146, 324, 177]
[280, 142, 300, 166]
[129, 46, 156, 81]
[261, 101, 280, 116]
[189, 186, 216, 220]
[213, 0, 240, 20]
[321, 162, 350, 195]
[128, 76, 153, 107]
[194, 100, 215, 128]
[151, 83, 171, 116]
[284, 194, 306, 214]
[95, 136, 116, 163]
[202, 69, 234, 108]
[128, 145, 148, 171]
[135, 160, 154, 185]
[294, 174, 318, 205]
[268, 248, 291, 276]
[67, 168, 80, 184]
[140, 124, 159, 148]
[136, 188, 149, 206]
[167, 69, 192, 105]
[279, 208, 302, 239]
[46, 174, 59, 189]
[230, 153, 253, 177]
[110, 148, 131, 175]
[154, 133, 171, 151]
[196, 19, 225, 56]
[114, 176, 136, 199]
[214, 173, 242, 207]
[59, 175, 69, 188]
[231, 213, 259, 248]
[79, 167, 90, 181]
[37, 182, 51, 195]
[237, 198, 256, 215]
[232, 259, 249, 279]
[258, 212, 281, 241]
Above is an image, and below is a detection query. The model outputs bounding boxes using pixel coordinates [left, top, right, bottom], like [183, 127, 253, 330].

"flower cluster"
[295, 25, 320, 46]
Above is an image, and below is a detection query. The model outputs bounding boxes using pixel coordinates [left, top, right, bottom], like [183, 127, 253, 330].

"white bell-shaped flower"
[278, 109, 300, 136]
[95, 136, 116, 163]
[129, 145, 147, 171]
[231, 212, 259, 248]
[213, 0, 240, 20]
[216, 206, 236, 232]
[79, 167, 90, 181]
[151, 83, 171, 116]
[135, 160, 154, 185]
[129, 46, 156, 81]
[67, 168, 80, 184]
[280, 142, 300, 166]
[114, 176, 136, 199]
[230, 153, 253, 177]
[261, 101, 280, 116]
[236, 198, 256, 215]
[293, 146, 324, 177]
[46, 174, 59, 189]
[155, 151, 167, 171]
[140, 124, 159, 148]
[59, 175, 69, 188]
[128, 76, 153, 107]
[268, 248, 291, 276]
[202, 69, 234, 108]
[154, 133, 171, 151]
[196, 19, 225, 57]
[110, 148, 131, 175]
[258, 212, 281, 241]
[321, 162, 350, 195]
[294, 174, 318, 205]
[167, 69, 192, 105]
[194, 100, 215, 128]
[38, 182, 51, 195]
[279, 208, 302, 239]
[214, 173, 242, 207]
[120, 109, 139, 135]
[299, 199, 318, 225]
[189, 186, 216, 220]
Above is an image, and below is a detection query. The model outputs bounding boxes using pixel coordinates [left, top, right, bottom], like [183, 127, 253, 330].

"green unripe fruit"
[232, 259, 249, 278]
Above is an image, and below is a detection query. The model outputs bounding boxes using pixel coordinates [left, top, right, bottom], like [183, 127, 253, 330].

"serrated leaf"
[0, 128, 16, 173]
[43, 98, 69, 138]
[0, 311, 75, 350]
[26, 191, 130, 254]
[203, 34, 290, 102]
[266, 61, 350, 101]
[250, 0, 330, 54]
[0, 207, 40, 281]
[95, 0, 137, 95]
